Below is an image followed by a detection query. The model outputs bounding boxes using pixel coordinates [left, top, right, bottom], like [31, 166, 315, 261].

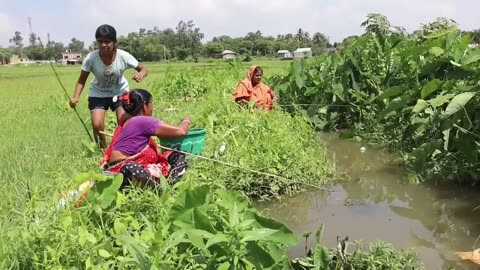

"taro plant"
[272, 13, 480, 183]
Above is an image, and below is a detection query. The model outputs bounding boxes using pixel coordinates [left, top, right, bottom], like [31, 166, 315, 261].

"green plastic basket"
[160, 128, 207, 155]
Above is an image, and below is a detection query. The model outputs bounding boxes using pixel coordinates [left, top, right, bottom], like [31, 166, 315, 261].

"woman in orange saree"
[233, 65, 277, 110]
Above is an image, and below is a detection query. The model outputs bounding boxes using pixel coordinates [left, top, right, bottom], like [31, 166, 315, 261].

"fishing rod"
[277, 103, 355, 107]
[50, 63, 94, 142]
[98, 130, 330, 191]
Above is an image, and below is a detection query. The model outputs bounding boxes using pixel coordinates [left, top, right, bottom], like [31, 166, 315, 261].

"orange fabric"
[233, 65, 275, 110]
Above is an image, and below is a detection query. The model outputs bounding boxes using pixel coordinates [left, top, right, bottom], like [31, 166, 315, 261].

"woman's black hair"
[95, 24, 117, 42]
[122, 89, 152, 116]
[254, 66, 263, 74]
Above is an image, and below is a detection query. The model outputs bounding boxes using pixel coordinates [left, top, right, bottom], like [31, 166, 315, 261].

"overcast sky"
[1, 0, 478, 47]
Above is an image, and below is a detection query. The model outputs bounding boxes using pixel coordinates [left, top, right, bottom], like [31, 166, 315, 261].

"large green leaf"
[294, 61, 305, 89]
[377, 95, 411, 120]
[116, 234, 151, 270]
[245, 242, 275, 269]
[403, 122, 426, 141]
[184, 229, 214, 249]
[376, 86, 406, 100]
[429, 47, 444, 56]
[193, 207, 217, 233]
[169, 185, 209, 220]
[241, 228, 282, 243]
[420, 79, 441, 99]
[429, 93, 455, 108]
[332, 83, 345, 102]
[412, 99, 428, 114]
[86, 174, 123, 209]
[425, 25, 459, 39]
[313, 244, 330, 268]
[205, 233, 229, 249]
[461, 53, 480, 66]
[444, 92, 476, 117]
[246, 213, 298, 245]
[215, 189, 250, 213]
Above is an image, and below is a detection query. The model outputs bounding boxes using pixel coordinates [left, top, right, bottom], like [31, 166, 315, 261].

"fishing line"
[277, 103, 355, 107]
[50, 63, 94, 142]
[98, 131, 329, 191]
[159, 145, 330, 191]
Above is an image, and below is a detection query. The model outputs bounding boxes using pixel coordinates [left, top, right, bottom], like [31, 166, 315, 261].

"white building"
[293, 48, 313, 59]
[56, 49, 82, 65]
[277, 50, 292, 59]
[221, 50, 237, 60]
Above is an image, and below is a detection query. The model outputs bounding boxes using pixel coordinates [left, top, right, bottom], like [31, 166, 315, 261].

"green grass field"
[0, 60, 423, 269]
[0, 59, 290, 209]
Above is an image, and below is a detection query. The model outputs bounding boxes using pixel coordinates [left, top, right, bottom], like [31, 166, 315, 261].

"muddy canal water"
[258, 134, 480, 269]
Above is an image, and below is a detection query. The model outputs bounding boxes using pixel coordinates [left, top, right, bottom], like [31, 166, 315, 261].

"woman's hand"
[69, 96, 79, 108]
[155, 115, 191, 138]
[236, 99, 249, 105]
[182, 116, 192, 125]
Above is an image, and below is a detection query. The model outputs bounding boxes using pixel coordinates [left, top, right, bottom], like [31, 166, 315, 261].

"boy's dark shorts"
[88, 97, 122, 111]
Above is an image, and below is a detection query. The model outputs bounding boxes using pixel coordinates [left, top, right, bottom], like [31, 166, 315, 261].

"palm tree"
[313, 32, 329, 47]
[295, 28, 311, 47]
[295, 28, 306, 44]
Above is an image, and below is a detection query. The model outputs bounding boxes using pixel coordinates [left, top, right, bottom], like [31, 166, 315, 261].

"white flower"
[219, 143, 226, 153]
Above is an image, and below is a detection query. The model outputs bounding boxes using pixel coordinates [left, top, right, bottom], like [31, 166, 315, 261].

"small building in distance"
[8, 54, 29, 64]
[221, 50, 237, 60]
[277, 49, 293, 60]
[57, 49, 82, 65]
[293, 47, 313, 59]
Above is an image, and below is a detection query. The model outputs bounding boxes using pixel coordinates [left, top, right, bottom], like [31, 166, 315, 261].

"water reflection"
[257, 133, 480, 270]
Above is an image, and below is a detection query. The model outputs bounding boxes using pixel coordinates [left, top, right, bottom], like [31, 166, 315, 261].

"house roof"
[59, 52, 82, 55]
[222, 50, 236, 55]
[294, 48, 312, 52]
[277, 50, 290, 53]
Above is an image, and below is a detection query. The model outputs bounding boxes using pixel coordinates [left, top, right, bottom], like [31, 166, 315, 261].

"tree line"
[1, 18, 479, 63]
[1, 20, 331, 62]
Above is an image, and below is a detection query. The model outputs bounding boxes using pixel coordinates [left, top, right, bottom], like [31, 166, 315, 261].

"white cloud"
[0, 0, 479, 47]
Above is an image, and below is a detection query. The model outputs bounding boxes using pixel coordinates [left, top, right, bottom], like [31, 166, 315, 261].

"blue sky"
[1, 0, 478, 47]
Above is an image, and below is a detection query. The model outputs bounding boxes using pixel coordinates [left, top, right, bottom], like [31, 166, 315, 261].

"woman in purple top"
[101, 89, 191, 188]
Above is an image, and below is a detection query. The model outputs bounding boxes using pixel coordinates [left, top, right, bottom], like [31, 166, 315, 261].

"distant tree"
[312, 32, 330, 53]
[0, 48, 13, 64]
[9, 31, 23, 47]
[29, 33, 38, 46]
[341, 35, 359, 47]
[294, 28, 311, 47]
[203, 42, 223, 57]
[361, 13, 391, 36]
[24, 45, 45, 60]
[176, 47, 190, 61]
[419, 17, 458, 36]
[68, 38, 85, 53]
[44, 41, 64, 60]
[245, 31, 263, 42]
[176, 20, 204, 60]
[212, 35, 232, 43]
[87, 40, 97, 52]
